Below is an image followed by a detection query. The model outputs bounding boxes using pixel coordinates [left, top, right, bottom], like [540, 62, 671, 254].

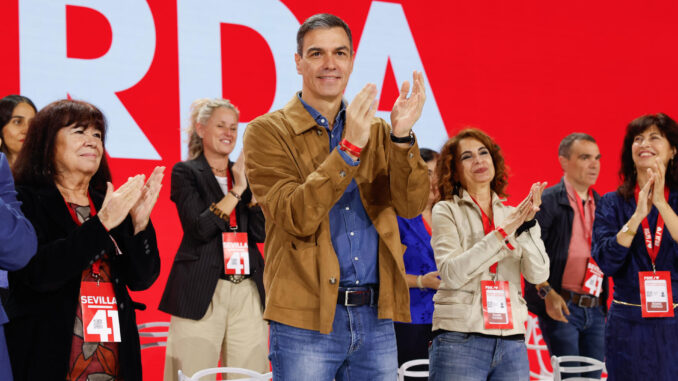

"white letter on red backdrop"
[177, 0, 300, 159]
[19, 0, 159, 159]
[346, 1, 447, 147]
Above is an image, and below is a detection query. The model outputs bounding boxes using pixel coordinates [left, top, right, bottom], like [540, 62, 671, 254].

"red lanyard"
[471, 196, 498, 274]
[572, 188, 594, 244]
[65, 195, 101, 276]
[634, 186, 669, 267]
[226, 168, 237, 230]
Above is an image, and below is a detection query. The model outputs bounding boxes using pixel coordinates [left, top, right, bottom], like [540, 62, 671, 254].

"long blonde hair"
[186, 98, 240, 160]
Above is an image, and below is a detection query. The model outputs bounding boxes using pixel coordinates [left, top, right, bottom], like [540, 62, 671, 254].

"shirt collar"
[297, 92, 346, 129]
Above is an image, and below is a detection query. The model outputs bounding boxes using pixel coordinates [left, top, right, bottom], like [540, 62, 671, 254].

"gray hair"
[186, 98, 239, 160]
[296, 13, 353, 56]
[558, 132, 597, 158]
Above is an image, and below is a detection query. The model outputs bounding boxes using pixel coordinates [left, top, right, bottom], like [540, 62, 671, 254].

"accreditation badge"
[639, 271, 674, 318]
[80, 281, 121, 342]
[481, 280, 514, 329]
[222, 232, 250, 275]
[582, 257, 604, 297]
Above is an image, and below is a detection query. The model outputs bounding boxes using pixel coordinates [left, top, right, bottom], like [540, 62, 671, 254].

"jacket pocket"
[433, 289, 474, 320]
[269, 243, 319, 310]
[174, 250, 199, 262]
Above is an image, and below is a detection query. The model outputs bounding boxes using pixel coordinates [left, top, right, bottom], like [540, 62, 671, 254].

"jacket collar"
[283, 92, 347, 135]
[556, 176, 601, 206]
[194, 153, 232, 197]
[29, 182, 104, 234]
[457, 188, 505, 207]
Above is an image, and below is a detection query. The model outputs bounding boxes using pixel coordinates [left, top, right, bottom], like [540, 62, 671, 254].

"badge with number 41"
[582, 257, 604, 297]
[223, 232, 250, 275]
[80, 281, 121, 342]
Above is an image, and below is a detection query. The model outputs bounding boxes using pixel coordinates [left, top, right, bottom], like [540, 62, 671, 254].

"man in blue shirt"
[244, 13, 429, 381]
[0, 151, 37, 380]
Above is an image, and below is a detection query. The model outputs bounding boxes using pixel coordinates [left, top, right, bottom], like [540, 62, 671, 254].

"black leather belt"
[560, 290, 600, 308]
[337, 286, 378, 306]
[220, 274, 251, 284]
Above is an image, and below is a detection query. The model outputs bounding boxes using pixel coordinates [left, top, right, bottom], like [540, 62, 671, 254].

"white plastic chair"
[551, 355, 606, 381]
[137, 321, 170, 350]
[178, 367, 272, 381]
[397, 359, 429, 381]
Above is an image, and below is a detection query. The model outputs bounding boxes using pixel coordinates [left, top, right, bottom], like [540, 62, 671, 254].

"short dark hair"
[296, 13, 353, 56]
[420, 148, 438, 163]
[618, 113, 678, 200]
[558, 132, 597, 158]
[13, 99, 111, 190]
[0, 95, 37, 155]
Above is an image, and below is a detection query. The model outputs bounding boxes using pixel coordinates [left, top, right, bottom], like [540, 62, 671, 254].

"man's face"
[560, 139, 601, 190]
[295, 27, 354, 104]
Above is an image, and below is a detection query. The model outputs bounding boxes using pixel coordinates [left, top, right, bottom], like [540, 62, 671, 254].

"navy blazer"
[0, 153, 36, 381]
[5, 182, 160, 381]
[159, 154, 266, 320]
[524, 178, 607, 317]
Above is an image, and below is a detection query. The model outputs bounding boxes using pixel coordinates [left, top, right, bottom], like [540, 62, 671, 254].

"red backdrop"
[2, 0, 676, 378]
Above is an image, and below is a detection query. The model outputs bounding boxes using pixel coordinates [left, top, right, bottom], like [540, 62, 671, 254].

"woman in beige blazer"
[428, 128, 550, 381]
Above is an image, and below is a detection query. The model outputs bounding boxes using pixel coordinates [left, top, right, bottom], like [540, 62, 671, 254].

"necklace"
[210, 166, 228, 175]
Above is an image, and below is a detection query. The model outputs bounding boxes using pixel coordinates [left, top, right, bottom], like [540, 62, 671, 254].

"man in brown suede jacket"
[243, 12, 429, 381]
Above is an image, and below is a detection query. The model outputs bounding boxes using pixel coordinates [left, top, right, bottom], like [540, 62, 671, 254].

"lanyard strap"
[634, 186, 669, 266]
[572, 188, 594, 244]
[226, 167, 238, 230]
[65, 194, 102, 277]
[470, 196, 498, 274]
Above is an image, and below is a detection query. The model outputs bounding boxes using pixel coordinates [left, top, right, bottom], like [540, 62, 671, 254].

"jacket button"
[317, 129, 323, 136]
[119, 303, 124, 310]
[339, 170, 346, 178]
[409, 152, 414, 159]
[329, 277, 337, 284]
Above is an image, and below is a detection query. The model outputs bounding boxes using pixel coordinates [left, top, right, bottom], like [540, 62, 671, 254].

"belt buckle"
[344, 290, 359, 307]
[229, 274, 245, 284]
[578, 294, 594, 308]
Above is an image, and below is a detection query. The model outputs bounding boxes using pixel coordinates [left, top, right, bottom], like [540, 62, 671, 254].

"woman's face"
[197, 107, 238, 157]
[1, 102, 35, 157]
[631, 125, 676, 170]
[54, 123, 104, 178]
[455, 137, 495, 190]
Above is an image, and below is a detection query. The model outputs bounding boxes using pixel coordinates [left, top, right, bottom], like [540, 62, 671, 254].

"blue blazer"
[0, 152, 37, 381]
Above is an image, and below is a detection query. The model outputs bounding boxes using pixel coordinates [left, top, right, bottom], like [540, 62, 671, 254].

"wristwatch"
[390, 130, 415, 144]
[537, 285, 553, 300]
[621, 224, 636, 237]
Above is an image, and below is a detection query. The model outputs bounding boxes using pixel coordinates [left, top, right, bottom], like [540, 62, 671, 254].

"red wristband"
[340, 138, 363, 156]
[496, 228, 515, 250]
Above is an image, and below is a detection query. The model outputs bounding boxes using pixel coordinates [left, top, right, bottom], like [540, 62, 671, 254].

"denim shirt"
[298, 94, 379, 287]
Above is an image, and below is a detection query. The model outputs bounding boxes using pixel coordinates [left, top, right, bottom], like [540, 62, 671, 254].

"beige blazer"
[431, 190, 549, 335]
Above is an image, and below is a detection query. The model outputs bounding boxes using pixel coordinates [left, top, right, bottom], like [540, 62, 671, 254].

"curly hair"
[436, 128, 509, 201]
[618, 113, 678, 200]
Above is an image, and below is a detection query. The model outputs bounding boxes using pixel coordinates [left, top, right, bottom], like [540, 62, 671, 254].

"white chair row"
[137, 321, 170, 350]
[178, 367, 272, 381]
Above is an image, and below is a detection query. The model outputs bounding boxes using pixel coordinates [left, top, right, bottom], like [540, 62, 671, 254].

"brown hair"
[12, 99, 111, 190]
[436, 128, 509, 200]
[618, 113, 678, 200]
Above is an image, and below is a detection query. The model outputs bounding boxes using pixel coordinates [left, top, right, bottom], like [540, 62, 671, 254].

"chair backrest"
[397, 359, 429, 381]
[179, 367, 272, 381]
[551, 355, 605, 381]
[137, 321, 170, 350]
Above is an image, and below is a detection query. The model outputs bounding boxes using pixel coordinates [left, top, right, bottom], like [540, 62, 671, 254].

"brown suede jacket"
[243, 94, 429, 333]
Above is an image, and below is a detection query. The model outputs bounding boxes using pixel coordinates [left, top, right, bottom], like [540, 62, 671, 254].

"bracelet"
[209, 203, 230, 222]
[339, 138, 362, 157]
[229, 190, 242, 201]
[416, 275, 425, 290]
[496, 227, 515, 250]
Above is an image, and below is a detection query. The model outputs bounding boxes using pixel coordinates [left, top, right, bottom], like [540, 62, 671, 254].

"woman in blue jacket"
[0, 151, 36, 381]
[593, 113, 678, 380]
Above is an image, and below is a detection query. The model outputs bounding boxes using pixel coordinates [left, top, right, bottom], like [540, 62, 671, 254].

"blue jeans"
[268, 304, 397, 381]
[538, 301, 605, 379]
[429, 331, 529, 381]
